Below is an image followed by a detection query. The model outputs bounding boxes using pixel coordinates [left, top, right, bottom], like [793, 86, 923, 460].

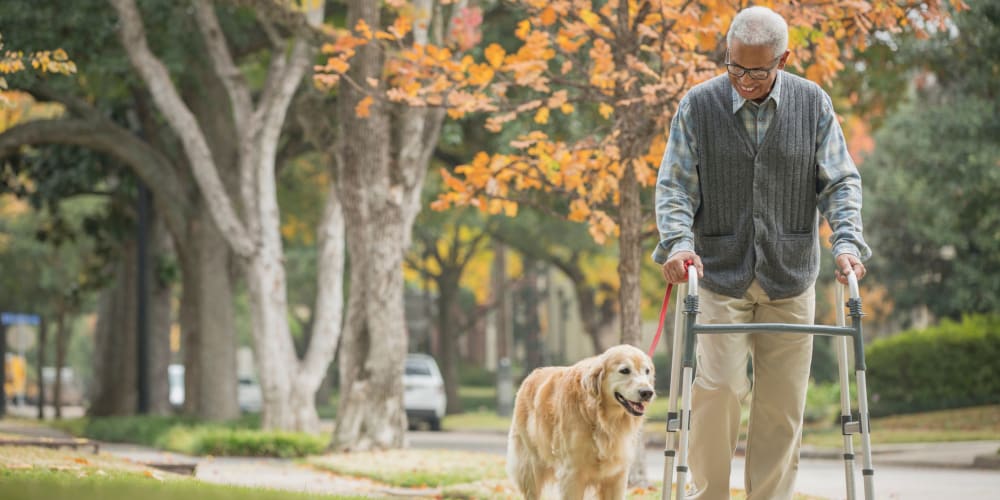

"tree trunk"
[90, 243, 139, 416]
[146, 213, 174, 415]
[177, 210, 239, 420]
[36, 317, 46, 419]
[437, 280, 463, 415]
[619, 159, 650, 488]
[618, 164, 643, 346]
[330, 0, 409, 451]
[53, 309, 67, 419]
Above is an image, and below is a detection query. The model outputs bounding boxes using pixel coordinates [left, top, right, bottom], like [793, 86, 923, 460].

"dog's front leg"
[596, 473, 628, 500]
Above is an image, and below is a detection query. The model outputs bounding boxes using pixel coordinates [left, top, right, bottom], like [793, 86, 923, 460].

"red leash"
[646, 260, 693, 357]
[647, 284, 674, 357]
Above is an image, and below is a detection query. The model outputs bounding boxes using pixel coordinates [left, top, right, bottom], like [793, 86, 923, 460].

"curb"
[973, 454, 1000, 470]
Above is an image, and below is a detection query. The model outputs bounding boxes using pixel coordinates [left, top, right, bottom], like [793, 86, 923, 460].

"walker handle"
[846, 269, 860, 300]
[687, 262, 698, 296]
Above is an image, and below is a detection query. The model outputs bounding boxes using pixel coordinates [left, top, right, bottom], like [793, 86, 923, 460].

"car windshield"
[405, 363, 432, 376]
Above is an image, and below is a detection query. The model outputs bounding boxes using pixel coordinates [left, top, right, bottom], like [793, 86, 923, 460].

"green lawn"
[0, 446, 364, 500]
[449, 385, 1000, 449]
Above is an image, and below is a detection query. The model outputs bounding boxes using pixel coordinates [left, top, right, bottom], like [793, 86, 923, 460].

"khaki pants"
[687, 281, 815, 500]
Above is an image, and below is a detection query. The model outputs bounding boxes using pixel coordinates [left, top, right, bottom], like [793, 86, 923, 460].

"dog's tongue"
[631, 401, 646, 414]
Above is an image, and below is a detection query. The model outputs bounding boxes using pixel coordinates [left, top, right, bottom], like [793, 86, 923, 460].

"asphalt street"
[408, 430, 1000, 500]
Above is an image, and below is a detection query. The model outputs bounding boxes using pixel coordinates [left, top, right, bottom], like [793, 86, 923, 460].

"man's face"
[727, 40, 789, 102]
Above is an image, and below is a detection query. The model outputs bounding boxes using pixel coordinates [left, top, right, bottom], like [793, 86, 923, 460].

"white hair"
[727, 6, 788, 58]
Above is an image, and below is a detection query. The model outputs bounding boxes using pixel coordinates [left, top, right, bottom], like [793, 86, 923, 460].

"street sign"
[8, 324, 36, 351]
[1, 312, 40, 326]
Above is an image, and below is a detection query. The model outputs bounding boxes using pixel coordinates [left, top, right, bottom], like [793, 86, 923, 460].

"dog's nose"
[639, 389, 654, 402]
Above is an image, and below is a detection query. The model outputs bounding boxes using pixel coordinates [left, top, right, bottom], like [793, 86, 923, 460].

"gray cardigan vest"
[687, 73, 824, 299]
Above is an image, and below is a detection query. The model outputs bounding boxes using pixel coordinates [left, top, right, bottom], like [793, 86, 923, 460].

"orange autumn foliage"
[314, 1, 953, 243]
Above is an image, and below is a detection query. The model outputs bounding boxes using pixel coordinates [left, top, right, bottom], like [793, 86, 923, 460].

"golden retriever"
[506, 344, 655, 499]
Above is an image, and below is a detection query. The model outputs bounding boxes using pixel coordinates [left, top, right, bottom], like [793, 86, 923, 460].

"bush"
[78, 416, 197, 446]
[866, 314, 1000, 417]
[159, 427, 326, 458]
[57, 415, 323, 458]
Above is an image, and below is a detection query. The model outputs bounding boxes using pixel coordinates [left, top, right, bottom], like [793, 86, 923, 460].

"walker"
[660, 265, 875, 500]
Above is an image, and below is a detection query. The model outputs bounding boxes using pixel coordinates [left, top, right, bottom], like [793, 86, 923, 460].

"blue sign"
[1, 313, 40, 326]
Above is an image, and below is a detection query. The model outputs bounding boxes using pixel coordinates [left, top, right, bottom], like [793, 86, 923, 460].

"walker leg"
[835, 285, 858, 500]
[675, 366, 694, 499]
[662, 284, 687, 500]
[856, 369, 876, 500]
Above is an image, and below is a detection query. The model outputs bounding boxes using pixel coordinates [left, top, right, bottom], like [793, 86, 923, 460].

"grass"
[0, 445, 365, 500]
[802, 404, 1000, 448]
[450, 385, 1000, 449]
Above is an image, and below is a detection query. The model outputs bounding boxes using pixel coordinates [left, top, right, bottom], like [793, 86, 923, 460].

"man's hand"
[835, 253, 866, 285]
[661, 251, 704, 284]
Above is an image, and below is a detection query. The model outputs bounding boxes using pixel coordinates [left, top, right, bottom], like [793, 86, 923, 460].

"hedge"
[866, 314, 1000, 417]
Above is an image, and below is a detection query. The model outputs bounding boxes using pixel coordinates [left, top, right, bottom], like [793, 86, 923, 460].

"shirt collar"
[731, 70, 783, 114]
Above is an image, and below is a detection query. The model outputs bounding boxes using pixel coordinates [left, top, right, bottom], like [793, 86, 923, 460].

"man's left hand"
[835, 253, 866, 285]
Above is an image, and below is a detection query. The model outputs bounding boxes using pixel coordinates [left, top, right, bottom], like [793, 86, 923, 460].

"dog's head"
[583, 344, 656, 417]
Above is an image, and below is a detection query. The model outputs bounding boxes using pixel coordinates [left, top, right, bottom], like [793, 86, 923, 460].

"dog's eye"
[619, 367, 631, 375]
[645, 368, 651, 375]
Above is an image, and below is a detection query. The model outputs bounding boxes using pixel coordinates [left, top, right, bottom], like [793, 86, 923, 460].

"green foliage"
[56, 415, 322, 458]
[457, 361, 495, 387]
[159, 427, 326, 458]
[64, 416, 198, 446]
[861, 1, 1000, 321]
[866, 315, 1000, 416]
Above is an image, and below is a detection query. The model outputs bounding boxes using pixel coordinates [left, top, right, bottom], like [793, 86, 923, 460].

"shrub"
[866, 315, 1000, 417]
[159, 427, 326, 458]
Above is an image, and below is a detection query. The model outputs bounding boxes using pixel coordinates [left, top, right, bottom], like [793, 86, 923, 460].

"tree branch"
[109, 0, 256, 257]
[193, 0, 253, 133]
[0, 118, 189, 238]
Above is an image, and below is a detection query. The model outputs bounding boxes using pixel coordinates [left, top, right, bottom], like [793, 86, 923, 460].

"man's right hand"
[661, 251, 704, 284]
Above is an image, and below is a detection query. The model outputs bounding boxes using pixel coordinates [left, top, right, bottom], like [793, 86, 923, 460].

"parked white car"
[403, 353, 446, 431]
[167, 364, 262, 413]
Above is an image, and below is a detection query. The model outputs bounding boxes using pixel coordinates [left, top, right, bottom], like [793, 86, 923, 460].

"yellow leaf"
[355, 95, 374, 118]
[580, 10, 601, 29]
[354, 19, 373, 40]
[560, 103, 575, 114]
[534, 107, 550, 124]
[515, 20, 531, 40]
[485, 43, 505, 69]
[599, 103, 614, 119]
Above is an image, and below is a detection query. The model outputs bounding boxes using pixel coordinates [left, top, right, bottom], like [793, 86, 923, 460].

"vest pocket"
[695, 233, 739, 271]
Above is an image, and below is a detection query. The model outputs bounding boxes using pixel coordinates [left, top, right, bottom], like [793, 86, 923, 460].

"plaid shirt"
[652, 71, 872, 265]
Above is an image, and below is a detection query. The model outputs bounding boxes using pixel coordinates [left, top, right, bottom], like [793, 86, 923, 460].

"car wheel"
[429, 417, 441, 431]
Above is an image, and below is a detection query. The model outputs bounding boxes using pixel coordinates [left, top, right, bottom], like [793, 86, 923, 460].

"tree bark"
[89, 243, 139, 416]
[146, 212, 174, 415]
[176, 209, 239, 420]
[436, 280, 463, 414]
[618, 162, 643, 346]
[53, 309, 67, 418]
[331, 0, 409, 451]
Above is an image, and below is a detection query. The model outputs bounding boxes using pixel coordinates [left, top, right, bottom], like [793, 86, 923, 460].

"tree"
[321, 0, 479, 451]
[426, 0, 951, 349]
[0, 1, 246, 421]
[108, 0, 345, 431]
[863, 1, 1000, 321]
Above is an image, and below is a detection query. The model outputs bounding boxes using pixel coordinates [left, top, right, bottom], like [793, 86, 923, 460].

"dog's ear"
[581, 359, 604, 399]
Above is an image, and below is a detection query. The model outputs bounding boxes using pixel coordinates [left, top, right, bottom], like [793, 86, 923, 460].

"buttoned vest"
[686, 73, 824, 299]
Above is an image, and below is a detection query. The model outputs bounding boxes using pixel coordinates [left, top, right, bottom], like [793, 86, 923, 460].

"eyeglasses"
[725, 56, 781, 80]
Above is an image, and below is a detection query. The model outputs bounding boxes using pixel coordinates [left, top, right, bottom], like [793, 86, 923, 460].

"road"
[408, 430, 1000, 499]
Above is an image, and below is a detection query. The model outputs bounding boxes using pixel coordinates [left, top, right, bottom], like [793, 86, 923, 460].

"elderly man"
[652, 6, 871, 500]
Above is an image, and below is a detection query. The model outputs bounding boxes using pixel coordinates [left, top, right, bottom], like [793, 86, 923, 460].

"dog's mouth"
[614, 392, 646, 417]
